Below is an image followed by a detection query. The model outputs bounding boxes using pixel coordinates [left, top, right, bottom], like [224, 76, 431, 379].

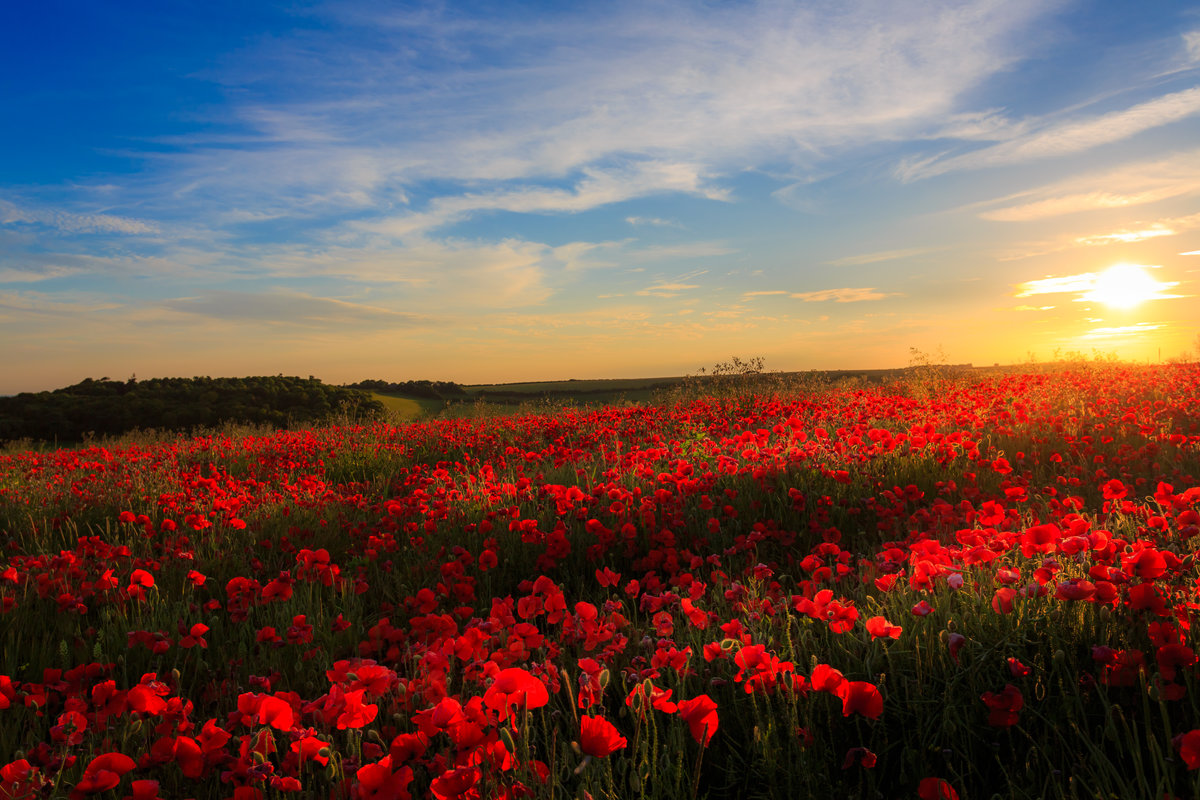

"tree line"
[0, 376, 385, 445]
[342, 379, 467, 400]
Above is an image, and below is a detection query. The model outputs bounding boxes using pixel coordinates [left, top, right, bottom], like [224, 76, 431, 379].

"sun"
[1082, 264, 1170, 310]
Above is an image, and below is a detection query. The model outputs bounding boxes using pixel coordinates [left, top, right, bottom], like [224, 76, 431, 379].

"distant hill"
[0, 376, 383, 445]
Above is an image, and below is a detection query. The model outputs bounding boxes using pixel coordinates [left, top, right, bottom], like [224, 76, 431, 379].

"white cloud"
[136, 0, 1059, 225]
[1185, 31, 1200, 64]
[975, 147, 1200, 221]
[636, 281, 700, 298]
[900, 87, 1200, 180]
[789, 287, 894, 302]
[0, 198, 158, 235]
[0, 265, 84, 283]
[626, 216, 680, 228]
[1081, 322, 1162, 339]
[827, 247, 933, 266]
[352, 161, 725, 239]
[163, 290, 432, 329]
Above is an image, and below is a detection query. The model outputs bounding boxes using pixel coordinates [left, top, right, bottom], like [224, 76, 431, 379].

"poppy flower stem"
[690, 722, 709, 800]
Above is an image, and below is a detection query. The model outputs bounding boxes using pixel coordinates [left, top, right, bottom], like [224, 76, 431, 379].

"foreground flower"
[483, 668, 549, 726]
[70, 753, 136, 800]
[579, 715, 627, 758]
[841, 747, 876, 769]
[676, 695, 719, 746]
[838, 681, 883, 719]
[918, 777, 960, 800]
[981, 684, 1024, 728]
[1176, 729, 1200, 770]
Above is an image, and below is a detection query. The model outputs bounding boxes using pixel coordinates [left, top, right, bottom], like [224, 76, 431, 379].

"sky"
[2, 0, 1199, 394]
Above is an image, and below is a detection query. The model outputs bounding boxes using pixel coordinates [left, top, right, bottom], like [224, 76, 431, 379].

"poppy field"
[2, 363, 1200, 800]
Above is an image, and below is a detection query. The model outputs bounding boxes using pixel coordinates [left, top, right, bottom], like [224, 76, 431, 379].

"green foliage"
[0, 376, 384, 445]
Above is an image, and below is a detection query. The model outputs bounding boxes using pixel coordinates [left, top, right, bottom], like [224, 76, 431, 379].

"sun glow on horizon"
[1017, 264, 1180, 311]
[1082, 264, 1175, 309]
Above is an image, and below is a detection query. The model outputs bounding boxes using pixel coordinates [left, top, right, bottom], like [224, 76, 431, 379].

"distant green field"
[369, 393, 443, 420]
[463, 376, 680, 394]
[373, 365, 989, 420]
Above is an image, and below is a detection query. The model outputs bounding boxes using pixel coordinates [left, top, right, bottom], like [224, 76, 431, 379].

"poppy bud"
[599, 669, 610, 688]
[1053, 649, 1066, 663]
[317, 748, 331, 759]
[499, 727, 516, 753]
[366, 729, 383, 745]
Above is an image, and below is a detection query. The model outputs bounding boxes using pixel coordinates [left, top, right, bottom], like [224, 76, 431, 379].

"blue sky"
[2, 0, 1199, 393]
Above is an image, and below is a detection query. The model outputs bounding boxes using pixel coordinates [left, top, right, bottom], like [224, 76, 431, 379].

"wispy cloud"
[1081, 322, 1162, 339]
[0, 265, 85, 284]
[1073, 220, 1186, 247]
[827, 247, 932, 266]
[626, 216, 680, 228]
[974, 147, 1200, 221]
[0, 198, 158, 235]
[636, 281, 700, 298]
[163, 290, 432, 329]
[899, 87, 1200, 180]
[789, 287, 894, 303]
[131, 0, 1058, 231]
[1185, 31, 1200, 64]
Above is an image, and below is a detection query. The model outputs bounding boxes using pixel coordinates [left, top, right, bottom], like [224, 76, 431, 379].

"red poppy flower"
[918, 777, 960, 800]
[838, 681, 883, 719]
[1176, 729, 1200, 770]
[355, 758, 413, 800]
[429, 765, 479, 800]
[70, 753, 136, 799]
[841, 747, 876, 769]
[483, 668, 549, 724]
[981, 684, 1023, 728]
[579, 715, 627, 758]
[676, 695, 719, 746]
[991, 587, 1017, 615]
[256, 695, 295, 730]
[1101, 479, 1128, 501]
[122, 779, 162, 800]
[810, 664, 846, 694]
[864, 615, 902, 640]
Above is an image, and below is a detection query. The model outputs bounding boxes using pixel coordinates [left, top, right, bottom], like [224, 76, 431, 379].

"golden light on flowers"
[1081, 264, 1173, 309]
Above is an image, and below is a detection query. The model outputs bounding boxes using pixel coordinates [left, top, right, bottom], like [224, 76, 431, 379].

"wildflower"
[837, 681, 883, 719]
[841, 747, 876, 769]
[579, 715, 627, 758]
[865, 615, 902, 640]
[483, 668, 549, 727]
[981, 684, 1023, 728]
[70, 753, 136, 799]
[676, 695, 719, 746]
[918, 777, 960, 800]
